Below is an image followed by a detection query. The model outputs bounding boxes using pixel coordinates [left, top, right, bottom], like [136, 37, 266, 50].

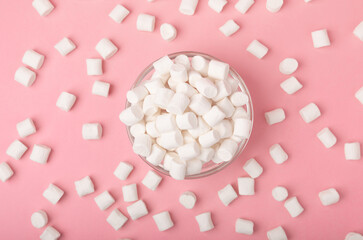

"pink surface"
[0, 0, 362, 239]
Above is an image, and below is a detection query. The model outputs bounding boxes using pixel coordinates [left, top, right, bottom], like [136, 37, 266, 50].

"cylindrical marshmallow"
[233, 118, 252, 139]
[355, 86, 363, 105]
[142, 95, 159, 116]
[144, 78, 164, 94]
[345, 232, 363, 240]
[188, 117, 211, 138]
[136, 14, 155, 32]
[219, 20, 240, 37]
[0, 162, 14, 182]
[170, 64, 188, 82]
[246, 39, 269, 59]
[179, 191, 197, 208]
[235, 0, 255, 14]
[127, 86, 148, 104]
[213, 120, 233, 139]
[199, 147, 215, 162]
[317, 127, 337, 148]
[170, 158, 187, 180]
[218, 184, 238, 206]
[176, 142, 200, 161]
[126, 200, 149, 220]
[198, 130, 220, 148]
[92, 80, 110, 97]
[153, 56, 173, 76]
[146, 121, 160, 138]
[17, 118, 36, 138]
[56, 91, 76, 112]
[265, 108, 285, 125]
[186, 159, 203, 175]
[114, 161, 134, 180]
[272, 186, 288, 201]
[284, 197, 304, 217]
[130, 121, 145, 137]
[208, 60, 229, 81]
[146, 144, 166, 166]
[195, 78, 217, 99]
[311, 29, 331, 48]
[74, 176, 95, 197]
[119, 104, 144, 126]
[14, 66, 36, 87]
[107, 209, 128, 230]
[191, 55, 209, 76]
[142, 170, 162, 191]
[167, 93, 190, 115]
[266, 0, 284, 13]
[167, 77, 179, 91]
[162, 152, 178, 171]
[216, 98, 235, 117]
[157, 130, 184, 150]
[40, 226, 61, 240]
[208, 0, 227, 13]
[43, 183, 64, 205]
[179, 0, 199, 15]
[195, 212, 214, 232]
[188, 70, 202, 87]
[175, 54, 191, 71]
[30, 144, 52, 164]
[155, 114, 177, 133]
[228, 77, 239, 92]
[133, 134, 152, 157]
[22, 50, 44, 70]
[217, 139, 238, 162]
[154, 88, 175, 109]
[279, 58, 298, 75]
[213, 80, 232, 102]
[269, 144, 288, 164]
[280, 76, 303, 94]
[345, 142, 361, 160]
[238, 177, 255, 195]
[203, 106, 226, 127]
[319, 188, 340, 206]
[82, 123, 102, 140]
[153, 211, 174, 231]
[176, 112, 198, 130]
[122, 183, 138, 202]
[353, 21, 363, 42]
[32, 0, 54, 16]
[86, 58, 103, 76]
[54, 37, 76, 56]
[189, 94, 212, 116]
[109, 4, 130, 23]
[95, 38, 118, 60]
[6, 140, 28, 160]
[243, 158, 263, 178]
[232, 107, 248, 119]
[235, 218, 254, 235]
[31, 210, 48, 228]
[299, 103, 321, 123]
[267, 226, 288, 240]
[230, 92, 249, 107]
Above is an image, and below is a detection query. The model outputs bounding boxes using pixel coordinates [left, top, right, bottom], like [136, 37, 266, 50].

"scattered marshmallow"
[122, 184, 138, 202]
[114, 162, 134, 180]
[246, 39, 268, 59]
[82, 123, 102, 140]
[319, 188, 340, 206]
[317, 127, 337, 148]
[280, 76, 303, 94]
[243, 158, 263, 178]
[109, 4, 130, 23]
[43, 184, 64, 205]
[235, 0, 255, 14]
[160, 23, 177, 41]
[119, 104, 144, 126]
[16, 118, 36, 138]
[177, 142, 200, 161]
[299, 103, 321, 123]
[31, 210, 48, 228]
[179, 191, 197, 209]
[56, 91, 76, 112]
[208, 0, 227, 13]
[219, 20, 240, 37]
[54, 37, 76, 56]
[22, 50, 44, 70]
[279, 58, 298, 75]
[353, 21, 363, 41]
[272, 186, 288, 201]
[284, 197, 304, 217]
[218, 184, 238, 206]
[0, 162, 14, 182]
[137, 14, 155, 32]
[179, 0, 199, 15]
[267, 226, 288, 240]
[345, 232, 363, 240]
[238, 177, 255, 195]
[86, 58, 103, 76]
[230, 92, 249, 107]
[217, 139, 238, 161]
[265, 108, 285, 125]
[74, 176, 95, 197]
[266, 0, 284, 13]
[40, 226, 61, 240]
[311, 29, 331, 48]
[6, 140, 28, 160]
[133, 134, 152, 157]
[107, 209, 128, 230]
[127, 200, 149, 220]
[235, 218, 254, 235]
[153, 211, 174, 231]
[355, 86, 363, 104]
[14, 66, 36, 87]
[142, 170, 162, 191]
[32, 0, 54, 16]
[30, 144, 51, 164]
[92, 80, 110, 97]
[233, 118, 252, 139]
[95, 38, 118, 60]
[195, 212, 214, 232]
[94, 191, 115, 210]
[345, 142, 361, 160]
[269, 144, 288, 164]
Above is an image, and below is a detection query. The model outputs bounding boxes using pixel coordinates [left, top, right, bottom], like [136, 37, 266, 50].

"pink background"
[0, 0, 362, 239]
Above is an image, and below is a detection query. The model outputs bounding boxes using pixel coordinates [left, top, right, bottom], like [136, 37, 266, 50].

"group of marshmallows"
[119, 54, 252, 180]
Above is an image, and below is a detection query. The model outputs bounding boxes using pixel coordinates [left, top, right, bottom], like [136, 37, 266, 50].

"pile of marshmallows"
[119, 54, 252, 180]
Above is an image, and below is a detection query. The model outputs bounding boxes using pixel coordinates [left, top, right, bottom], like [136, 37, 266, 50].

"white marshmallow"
[265, 108, 285, 125]
[246, 39, 268, 59]
[40, 226, 60, 240]
[170, 64, 188, 82]
[107, 209, 128, 230]
[195, 212, 214, 232]
[43, 184, 64, 204]
[199, 130, 220, 148]
[219, 20, 240, 37]
[16, 118, 36, 138]
[145, 121, 160, 138]
[96, 38, 118, 60]
[183, 132, 197, 144]
[157, 130, 183, 150]
[179, 191, 197, 209]
[122, 183, 138, 202]
[137, 14, 155, 32]
[143, 95, 159, 117]
[127, 200, 149, 220]
[232, 107, 248, 120]
[153, 56, 173, 76]
[22, 50, 44, 70]
[82, 123, 102, 140]
[243, 158, 263, 178]
[280, 76, 302, 94]
[6, 140, 28, 160]
[203, 106, 226, 127]
[284, 197, 304, 217]
[345, 142, 361, 160]
[267, 226, 288, 240]
[272, 186, 288, 201]
[151, 71, 170, 84]
[31, 210, 48, 228]
[153, 211, 174, 231]
[266, 0, 284, 13]
[355, 86, 363, 104]
[167, 77, 179, 91]
[235, 0, 255, 14]
[238, 177, 254, 195]
[230, 92, 249, 107]
[146, 144, 166, 166]
[54, 37, 76, 56]
[160, 23, 177, 41]
[345, 233, 363, 240]
[208, 60, 229, 81]
[56, 91, 76, 112]
[14, 66, 36, 87]
[279, 58, 298, 76]
[353, 21, 363, 41]
[213, 120, 232, 139]
[133, 134, 152, 157]
[233, 118, 252, 139]
[177, 142, 200, 161]
[213, 80, 232, 102]
[155, 114, 177, 133]
[199, 148, 215, 162]
[228, 77, 239, 92]
[179, 0, 199, 15]
[162, 152, 178, 170]
[109, 4, 130, 23]
[74, 176, 94, 197]
[114, 162, 134, 180]
[170, 157, 187, 180]
[299, 103, 321, 123]
[144, 78, 164, 95]
[0, 162, 14, 182]
[317, 127, 337, 148]
[195, 78, 217, 99]
[167, 93, 190, 115]
[94, 191, 115, 210]
[319, 188, 340, 206]
[154, 88, 175, 109]
[269, 144, 288, 164]
[218, 184, 238, 206]
[30, 144, 51, 164]
[86, 58, 103, 76]
[32, 0, 54, 16]
[191, 56, 209, 76]
[189, 94, 212, 116]
[235, 218, 254, 235]
[142, 170, 162, 190]
[216, 98, 235, 117]
[188, 117, 210, 138]
[119, 104, 144, 126]
[186, 159, 203, 175]
[188, 70, 202, 87]
[217, 139, 238, 161]
[176, 112, 198, 130]
[311, 29, 331, 48]
[208, 0, 227, 13]
[92, 80, 110, 97]
[130, 121, 145, 137]
[127, 86, 148, 104]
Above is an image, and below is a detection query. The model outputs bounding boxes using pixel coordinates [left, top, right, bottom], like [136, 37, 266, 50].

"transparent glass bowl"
[125, 51, 254, 179]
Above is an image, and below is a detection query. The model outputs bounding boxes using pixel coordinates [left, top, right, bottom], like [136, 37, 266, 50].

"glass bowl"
[125, 51, 254, 179]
